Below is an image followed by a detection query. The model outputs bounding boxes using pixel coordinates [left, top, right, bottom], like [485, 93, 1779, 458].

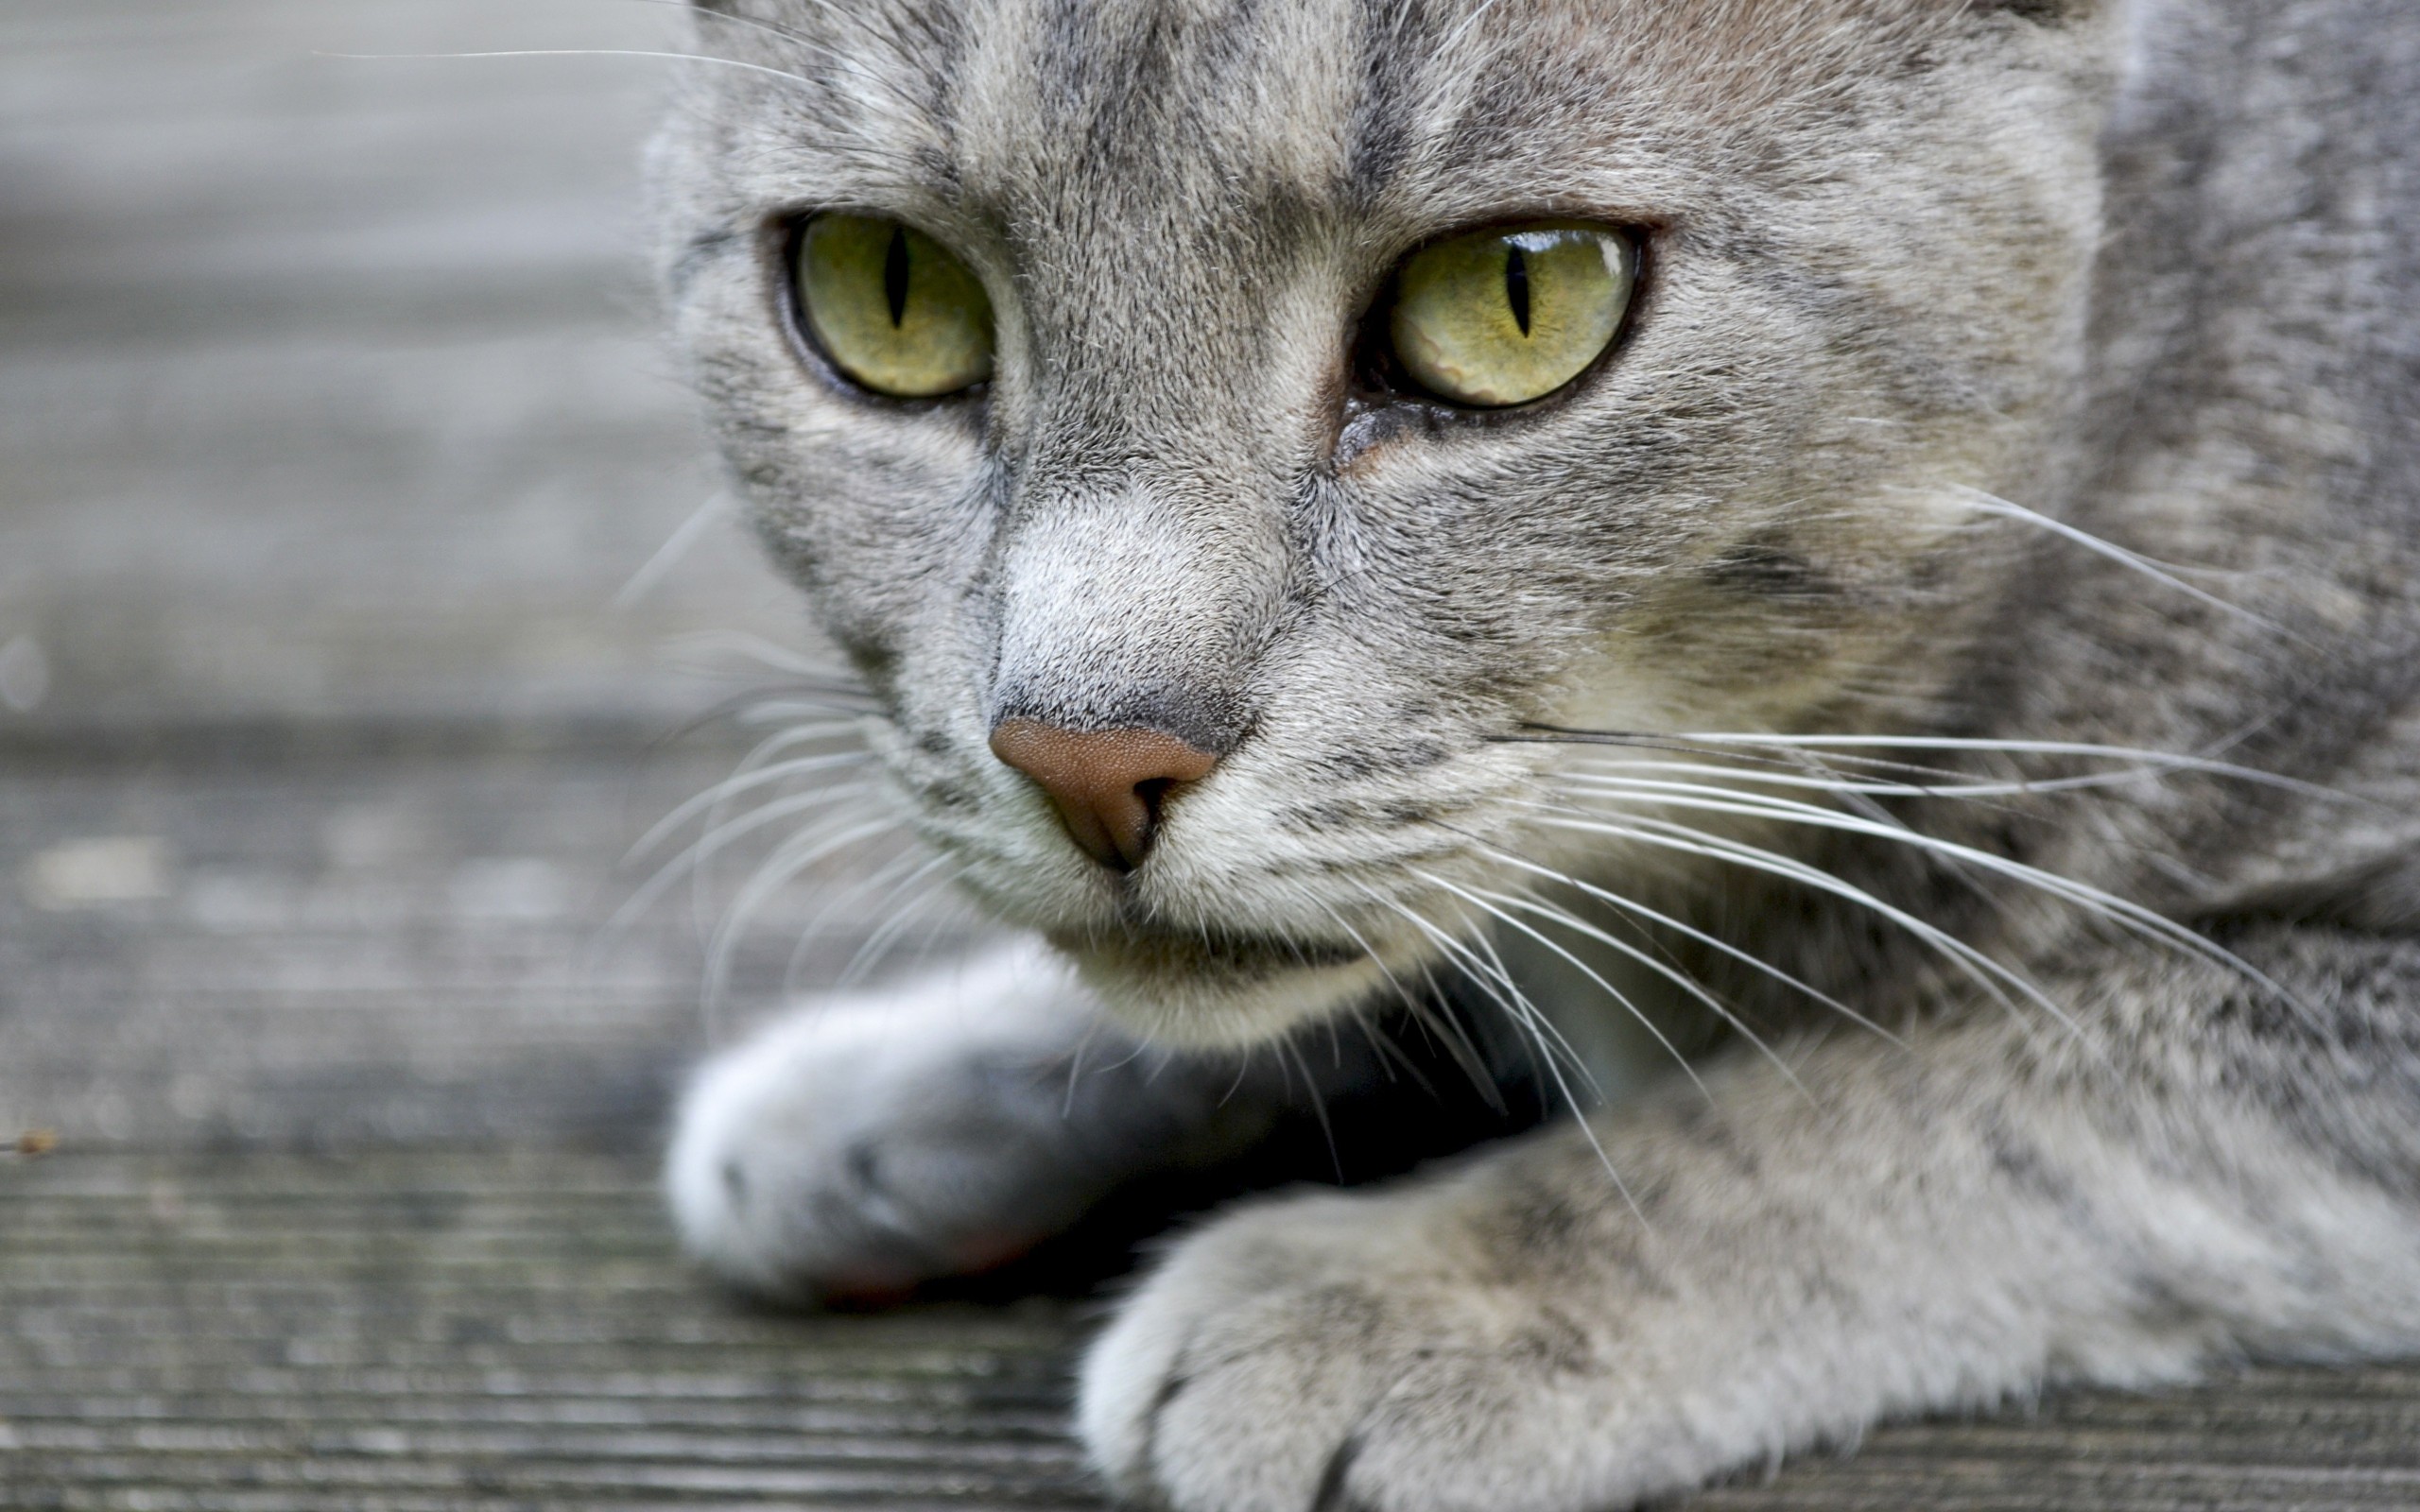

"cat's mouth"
[1043, 920, 1387, 1048]
[1046, 922, 1363, 981]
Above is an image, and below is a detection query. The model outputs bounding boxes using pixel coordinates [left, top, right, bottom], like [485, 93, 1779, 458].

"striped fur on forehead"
[684, 0, 2102, 229]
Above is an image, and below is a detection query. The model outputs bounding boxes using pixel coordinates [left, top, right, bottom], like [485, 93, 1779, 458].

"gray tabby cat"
[654, 0, 2420, 1505]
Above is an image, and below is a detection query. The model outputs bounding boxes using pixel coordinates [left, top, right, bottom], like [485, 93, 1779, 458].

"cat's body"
[655, 0, 2420, 1505]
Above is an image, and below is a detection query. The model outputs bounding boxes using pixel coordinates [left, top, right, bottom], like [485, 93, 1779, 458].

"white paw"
[666, 941, 1115, 1301]
[1080, 1171, 1718, 1512]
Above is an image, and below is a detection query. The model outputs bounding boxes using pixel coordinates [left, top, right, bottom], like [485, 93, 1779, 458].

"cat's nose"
[988, 719, 1220, 871]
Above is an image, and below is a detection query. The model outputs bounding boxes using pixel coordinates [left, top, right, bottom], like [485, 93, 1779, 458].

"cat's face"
[662, 0, 2120, 1045]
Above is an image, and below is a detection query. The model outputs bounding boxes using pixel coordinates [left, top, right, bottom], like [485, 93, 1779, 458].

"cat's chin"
[1048, 926, 1390, 1050]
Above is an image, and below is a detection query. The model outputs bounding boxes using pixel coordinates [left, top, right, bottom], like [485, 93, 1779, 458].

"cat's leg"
[1083, 930, 2420, 1512]
[666, 939, 1299, 1300]
[666, 939, 1533, 1302]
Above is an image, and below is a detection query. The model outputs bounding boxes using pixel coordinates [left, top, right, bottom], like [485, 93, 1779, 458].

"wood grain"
[5, 1154, 2417, 1512]
[0, 0, 800, 737]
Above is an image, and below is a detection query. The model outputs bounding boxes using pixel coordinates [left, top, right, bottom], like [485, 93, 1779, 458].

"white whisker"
[1357, 886, 1652, 1222]
[612, 779, 878, 934]
[703, 815, 906, 1028]
[834, 853, 963, 988]
[735, 693, 881, 723]
[1361, 886, 1597, 1097]
[615, 492, 732, 609]
[1414, 870, 1720, 1104]
[670, 629, 875, 690]
[1562, 754, 2188, 801]
[1344, 1004, 1426, 1092]
[320, 47, 822, 89]
[627, 746, 871, 863]
[1549, 773, 2298, 1005]
[785, 846, 931, 994]
[1469, 842, 1909, 1049]
[1519, 803, 2087, 1056]
[1459, 874, 1825, 1104]
[1648, 732, 2346, 802]
[1521, 730, 2032, 788]
[1281, 1038, 1345, 1182]
[1415, 906, 1649, 1224]
[1316, 900, 1504, 1108]
[1945, 486, 2282, 632]
[677, 713, 874, 935]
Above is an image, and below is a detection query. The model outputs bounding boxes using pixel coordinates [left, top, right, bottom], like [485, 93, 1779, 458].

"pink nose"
[987, 719, 1220, 871]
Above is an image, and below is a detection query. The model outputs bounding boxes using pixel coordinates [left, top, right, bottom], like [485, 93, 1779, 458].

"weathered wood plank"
[6, 1155, 2420, 1512]
[0, 1155, 1098, 1512]
[0, 0, 803, 736]
[0, 746, 976, 1152]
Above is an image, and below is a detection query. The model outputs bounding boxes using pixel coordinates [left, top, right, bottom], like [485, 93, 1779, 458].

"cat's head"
[660, 0, 2126, 1045]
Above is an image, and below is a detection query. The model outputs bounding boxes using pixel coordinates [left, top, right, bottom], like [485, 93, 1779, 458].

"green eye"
[795, 213, 994, 398]
[1389, 222, 1634, 407]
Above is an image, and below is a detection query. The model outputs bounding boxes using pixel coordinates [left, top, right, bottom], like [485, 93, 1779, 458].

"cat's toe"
[1081, 1190, 1412, 1511]
[666, 956, 1107, 1303]
[1080, 1182, 1703, 1512]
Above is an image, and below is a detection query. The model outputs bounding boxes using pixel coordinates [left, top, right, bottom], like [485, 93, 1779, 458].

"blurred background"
[0, 0, 904, 1154]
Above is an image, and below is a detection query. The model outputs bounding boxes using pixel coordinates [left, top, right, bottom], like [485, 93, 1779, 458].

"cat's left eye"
[1386, 222, 1634, 408]
[791, 213, 994, 398]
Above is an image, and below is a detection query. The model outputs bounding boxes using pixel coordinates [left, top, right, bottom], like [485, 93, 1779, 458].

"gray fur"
[655, 0, 2420, 1505]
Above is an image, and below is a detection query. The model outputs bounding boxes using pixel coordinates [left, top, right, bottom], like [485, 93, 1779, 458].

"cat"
[652, 0, 2420, 1506]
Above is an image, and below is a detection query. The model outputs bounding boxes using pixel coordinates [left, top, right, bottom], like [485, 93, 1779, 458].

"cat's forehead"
[704, 0, 1977, 233]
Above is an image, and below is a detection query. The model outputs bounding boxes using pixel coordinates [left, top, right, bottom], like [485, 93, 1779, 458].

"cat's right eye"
[791, 213, 994, 398]
[1386, 222, 1634, 408]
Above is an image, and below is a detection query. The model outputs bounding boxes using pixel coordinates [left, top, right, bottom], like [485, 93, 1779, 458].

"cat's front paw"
[1080, 1177, 1720, 1512]
[666, 944, 1117, 1303]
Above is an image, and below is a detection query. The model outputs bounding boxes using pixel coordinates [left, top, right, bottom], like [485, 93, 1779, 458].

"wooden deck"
[5, 3, 2418, 1507]
[9, 1147, 2420, 1512]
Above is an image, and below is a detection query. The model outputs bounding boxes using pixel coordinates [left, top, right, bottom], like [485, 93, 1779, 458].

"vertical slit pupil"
[883, 226, 911, 328]
[1505, 244, 1530, 337]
